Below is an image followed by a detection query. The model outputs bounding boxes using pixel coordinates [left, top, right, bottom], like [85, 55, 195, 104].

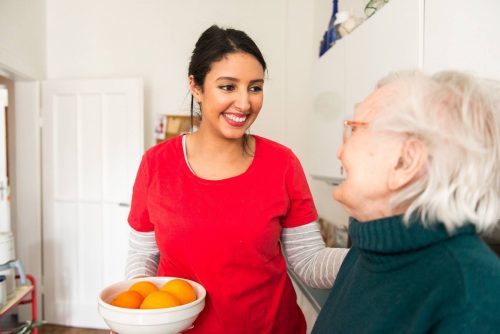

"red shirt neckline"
[180, 134, 260, 184]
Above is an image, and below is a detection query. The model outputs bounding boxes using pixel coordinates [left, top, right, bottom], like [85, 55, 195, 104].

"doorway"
[0, 70, 144, 328]
[0, 76, 14, 233]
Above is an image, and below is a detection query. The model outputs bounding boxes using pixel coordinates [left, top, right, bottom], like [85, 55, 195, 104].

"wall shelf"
[0, 274, 38, 333]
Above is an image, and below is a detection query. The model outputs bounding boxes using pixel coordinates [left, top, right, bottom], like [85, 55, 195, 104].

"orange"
[140, 291, 181, 309]
[111, 290, 144, 309]
[160, 279, 197, 305]
[128, 281, 159, 298]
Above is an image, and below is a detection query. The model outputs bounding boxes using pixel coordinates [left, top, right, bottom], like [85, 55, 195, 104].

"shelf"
[0, 285, 34, 317]
[0, 274, 38, 334]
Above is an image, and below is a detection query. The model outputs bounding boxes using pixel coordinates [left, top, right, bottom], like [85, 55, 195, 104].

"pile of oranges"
[110, 279, 197, 309]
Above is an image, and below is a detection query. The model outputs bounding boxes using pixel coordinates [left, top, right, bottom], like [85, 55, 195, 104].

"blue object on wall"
[319, 0, 339, 57]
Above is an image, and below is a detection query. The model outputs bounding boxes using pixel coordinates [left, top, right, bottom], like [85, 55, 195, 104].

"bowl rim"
[98, 276, 206, 313]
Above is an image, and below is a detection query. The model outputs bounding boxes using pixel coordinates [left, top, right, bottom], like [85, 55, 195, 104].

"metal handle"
[118, 202, 130, 207]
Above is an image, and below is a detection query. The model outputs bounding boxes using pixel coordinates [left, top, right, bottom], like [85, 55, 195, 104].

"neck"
[188, 130, 249, 161]
[348, 202, 407, 223]
[185, 130, 255, 180]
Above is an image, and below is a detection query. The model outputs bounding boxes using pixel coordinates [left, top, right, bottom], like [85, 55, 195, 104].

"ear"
[388, 137, 427, 191]
[189, 75, 202, 103]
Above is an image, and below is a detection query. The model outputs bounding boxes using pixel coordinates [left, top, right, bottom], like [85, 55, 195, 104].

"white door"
[41, 78, 143, 327]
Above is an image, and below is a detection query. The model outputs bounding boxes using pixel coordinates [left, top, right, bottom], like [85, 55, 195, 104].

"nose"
[234, 90, 251, 112]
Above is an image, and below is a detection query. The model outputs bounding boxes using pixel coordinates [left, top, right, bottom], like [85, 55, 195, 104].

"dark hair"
[189, 25, 267, 88]
[188, 25, 267, 149]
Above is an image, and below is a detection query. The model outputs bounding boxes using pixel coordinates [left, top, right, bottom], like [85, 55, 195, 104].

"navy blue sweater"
[312, 215, 500, 334]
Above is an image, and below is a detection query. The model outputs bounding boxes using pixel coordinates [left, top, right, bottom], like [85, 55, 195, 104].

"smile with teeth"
[223, 113, 248, 124]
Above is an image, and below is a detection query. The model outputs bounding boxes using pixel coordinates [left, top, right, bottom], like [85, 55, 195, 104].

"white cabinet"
[424, 0, 500, 79]
[344, 0, 421, 116]
[310, 40, 345, 180]
[309, 0, 500, 182]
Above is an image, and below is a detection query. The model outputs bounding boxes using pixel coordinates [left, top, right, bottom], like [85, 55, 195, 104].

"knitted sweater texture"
[312, 215, 500, 334]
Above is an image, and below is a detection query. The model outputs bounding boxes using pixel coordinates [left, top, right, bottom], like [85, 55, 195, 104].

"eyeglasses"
[342, 120, 369, 143]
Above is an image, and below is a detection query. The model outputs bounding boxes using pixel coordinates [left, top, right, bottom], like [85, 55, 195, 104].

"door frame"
[0, 65, 43, 322]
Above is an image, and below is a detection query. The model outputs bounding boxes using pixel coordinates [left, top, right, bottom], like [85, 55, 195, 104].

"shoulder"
[139, 136, 183, 175]
[441, 234, 500, 280]
[254, 135, 299, 164]
[143, 135, 182, 162]
[145, 135, 182, 157]
[433, 235, 500, 322]
[443, 234, 500, 291]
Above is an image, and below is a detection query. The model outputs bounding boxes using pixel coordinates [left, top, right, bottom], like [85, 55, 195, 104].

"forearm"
[125, 229, 160, 279]
[282, 222, 349, 288]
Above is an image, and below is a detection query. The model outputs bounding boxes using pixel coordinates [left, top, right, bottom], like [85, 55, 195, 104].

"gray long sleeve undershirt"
[125, 222, 348, 288]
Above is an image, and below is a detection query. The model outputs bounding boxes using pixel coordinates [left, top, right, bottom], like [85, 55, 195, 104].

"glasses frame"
[342, 120, 369, 143]
[339, 120, 369, 176]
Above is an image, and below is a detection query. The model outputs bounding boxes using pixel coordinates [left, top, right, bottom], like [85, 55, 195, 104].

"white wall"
[46, 0, 288, 148]
[283, 0, 316, 162]
[308, 0, 357, 229]
[0, 0, 46, 79]
[45, 0, 354, 228]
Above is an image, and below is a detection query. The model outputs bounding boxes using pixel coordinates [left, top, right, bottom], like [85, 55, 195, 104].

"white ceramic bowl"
[98, 276, 206, 334]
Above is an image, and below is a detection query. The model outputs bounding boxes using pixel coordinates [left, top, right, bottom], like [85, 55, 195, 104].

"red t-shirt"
[128, 135, 318, 334]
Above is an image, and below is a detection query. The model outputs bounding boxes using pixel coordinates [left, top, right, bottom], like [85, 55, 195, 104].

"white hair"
[372, 70, 500, 233]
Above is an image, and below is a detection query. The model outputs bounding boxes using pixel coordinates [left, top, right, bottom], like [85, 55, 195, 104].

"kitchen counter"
[288, 269, 331, 313]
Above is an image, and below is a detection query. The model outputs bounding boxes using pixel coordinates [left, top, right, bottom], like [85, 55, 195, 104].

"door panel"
[102, 94, 134, 203]
[54, 95, 78, 200]
[102, 204, 130, 287]
[79, 94, 102, 200]
[42, 78, 143, 327]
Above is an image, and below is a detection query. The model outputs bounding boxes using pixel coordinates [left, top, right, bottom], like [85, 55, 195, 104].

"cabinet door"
[424, 0, 500, 80]
[309, 0, 423, 181]
[309, 41, 346, 182]
[345, 0, 423, 116]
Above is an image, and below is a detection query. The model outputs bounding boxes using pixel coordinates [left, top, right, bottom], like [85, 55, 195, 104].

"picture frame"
[155, 114, 200, 143]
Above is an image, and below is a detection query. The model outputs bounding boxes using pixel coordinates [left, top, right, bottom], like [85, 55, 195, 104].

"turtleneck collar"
[349, 215, 476, 254]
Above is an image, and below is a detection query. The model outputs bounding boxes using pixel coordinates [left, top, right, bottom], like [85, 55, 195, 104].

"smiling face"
[333, 85, 407, 221]
[190, 52, 264, 140]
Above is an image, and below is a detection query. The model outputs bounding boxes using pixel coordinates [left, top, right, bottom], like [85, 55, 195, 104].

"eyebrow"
[216, 76, 264, 84]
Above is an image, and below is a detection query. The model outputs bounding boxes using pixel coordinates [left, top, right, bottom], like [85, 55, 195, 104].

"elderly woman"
[312, 70, 500, 333]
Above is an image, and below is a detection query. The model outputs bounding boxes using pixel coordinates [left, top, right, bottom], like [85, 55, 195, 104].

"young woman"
[126, 25, 348, 334]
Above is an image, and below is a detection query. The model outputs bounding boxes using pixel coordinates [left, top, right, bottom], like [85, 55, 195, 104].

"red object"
[19, 274, 38, 334]
[0, 274, 38, 334]
[129, 135, 318, 333]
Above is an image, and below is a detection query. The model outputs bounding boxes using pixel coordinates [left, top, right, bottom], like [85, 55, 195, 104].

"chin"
[222, 123, 252, 137]
[222, 130, 247, 140]
[332, 184, 344, 203]
[333, 187, 354, 215]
